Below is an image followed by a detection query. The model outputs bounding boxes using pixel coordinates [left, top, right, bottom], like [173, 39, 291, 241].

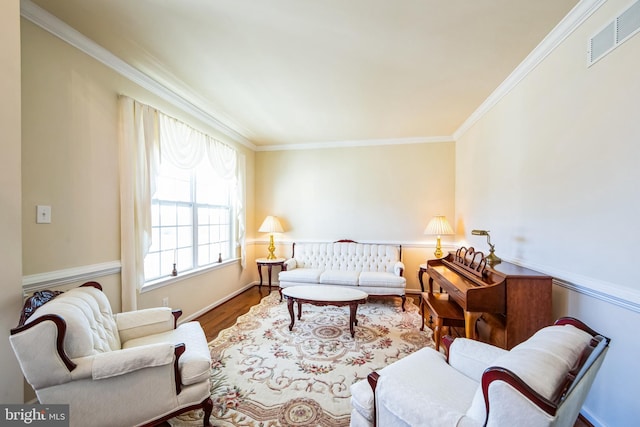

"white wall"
[255, 142, 457, 293]
[455, 0, 640, 425]
[0, 0, 25, 403]
[255, 143, 455, 242]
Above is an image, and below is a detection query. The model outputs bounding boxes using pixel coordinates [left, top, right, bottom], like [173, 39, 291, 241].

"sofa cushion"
[466, 324, 593, 423]
[358, 271, 406, 288]
[319, 270, 359, 286]
[279, 268, 323, 284]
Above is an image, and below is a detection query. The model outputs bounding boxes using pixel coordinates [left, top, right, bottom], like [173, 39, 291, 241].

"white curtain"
[235, 154, 247, 268]
[119, 96, 246, 310]
[119, 96, 159, 311]
[158, 114, 206, 169]
[158, 113, 246, 267]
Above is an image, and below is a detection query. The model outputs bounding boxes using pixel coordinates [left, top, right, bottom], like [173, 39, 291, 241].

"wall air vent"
[588, 0, 640, 66]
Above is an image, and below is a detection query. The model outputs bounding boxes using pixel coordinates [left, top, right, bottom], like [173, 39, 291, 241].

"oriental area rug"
[170, 291, 433, 427]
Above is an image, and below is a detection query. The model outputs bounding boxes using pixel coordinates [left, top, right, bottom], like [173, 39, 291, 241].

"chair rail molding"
[502, 257, 640, 314]
[23, 261, 121, 294]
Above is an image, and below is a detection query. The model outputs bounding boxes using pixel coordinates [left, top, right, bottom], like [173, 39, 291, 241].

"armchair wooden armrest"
[10, 314, 76, 372]
[482, 366, 558, 417]
[442, 334, 455, 361]
[174, 343, 186, 395]
[554, 316, 598, 336]
[172, 309, 183, 328]
[367, 371, 381, 427]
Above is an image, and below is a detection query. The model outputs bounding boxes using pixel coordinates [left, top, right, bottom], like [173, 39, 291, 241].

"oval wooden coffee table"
[281, 286, 368, 338]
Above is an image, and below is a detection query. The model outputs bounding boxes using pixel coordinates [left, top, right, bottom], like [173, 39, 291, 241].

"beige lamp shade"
[259, 216, 284, 259]
[258, 216, 284, 233]
[424, 215, 454, 258]
[424, 215, 454, 236]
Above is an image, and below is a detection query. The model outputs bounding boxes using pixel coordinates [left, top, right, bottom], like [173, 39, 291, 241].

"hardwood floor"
[195, 285, 276, 342]
[193, 285, 592, 427]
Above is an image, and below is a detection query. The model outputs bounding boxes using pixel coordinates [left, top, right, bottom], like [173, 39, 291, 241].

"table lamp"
[424, 215, 454, 258]
[258, 215, 284, 260]
[471, 229, 501, 265]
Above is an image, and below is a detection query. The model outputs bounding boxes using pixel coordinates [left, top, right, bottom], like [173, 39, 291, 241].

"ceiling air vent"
[588, 0, 640, 66]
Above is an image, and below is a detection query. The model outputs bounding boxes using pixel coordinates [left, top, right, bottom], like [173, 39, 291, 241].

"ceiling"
[27, 0, 579, 148]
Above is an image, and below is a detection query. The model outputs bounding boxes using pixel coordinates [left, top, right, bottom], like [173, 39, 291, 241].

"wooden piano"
[425, 247, 552, 349]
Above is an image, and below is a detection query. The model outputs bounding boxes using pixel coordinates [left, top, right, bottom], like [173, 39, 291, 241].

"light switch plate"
[36, 205, 51, 224]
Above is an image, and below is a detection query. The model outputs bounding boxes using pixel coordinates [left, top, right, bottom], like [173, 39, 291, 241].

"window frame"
[142, 162, 235, 286]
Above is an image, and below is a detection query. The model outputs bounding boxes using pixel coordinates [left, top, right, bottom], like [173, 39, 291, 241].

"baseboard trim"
[577, 413, 595, 427]
[179, 281, 258, 323]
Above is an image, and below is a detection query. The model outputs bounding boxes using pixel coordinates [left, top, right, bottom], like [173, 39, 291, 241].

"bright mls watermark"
[0, 405, 69, 426]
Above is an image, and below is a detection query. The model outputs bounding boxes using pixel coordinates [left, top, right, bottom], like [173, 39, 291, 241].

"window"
[144, 160, 234, 282]
[119, 96, 245, 297]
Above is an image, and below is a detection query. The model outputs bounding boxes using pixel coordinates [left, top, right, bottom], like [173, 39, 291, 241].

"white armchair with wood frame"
[350, 317, 609, 427]
[9, 282, 213, 427]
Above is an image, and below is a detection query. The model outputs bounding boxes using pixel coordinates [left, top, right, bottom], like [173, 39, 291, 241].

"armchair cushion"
[115, 307, 176, 342]
[92, 342, 174, 380]
[122, 321, 211, 386]
[27, 287, 121, 357]
[448, 338, 508, 382]
[465, 324, 593, 423]
[350, 346, 477, 425]
[376, 373, 475, 426]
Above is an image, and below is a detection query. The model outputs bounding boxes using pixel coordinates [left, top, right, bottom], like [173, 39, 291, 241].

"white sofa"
[10, 282, 213, 427]
[278, 240, 407, 309]
[350, 317, 609, 427]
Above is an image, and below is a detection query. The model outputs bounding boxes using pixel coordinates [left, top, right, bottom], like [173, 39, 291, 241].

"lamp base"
[487, 250, 501, 266]
[266, 234, 277, 260]
[433, 237, 444, 258]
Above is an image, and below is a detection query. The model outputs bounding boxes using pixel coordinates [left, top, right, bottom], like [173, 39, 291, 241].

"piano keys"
[426, 247, 552, 350]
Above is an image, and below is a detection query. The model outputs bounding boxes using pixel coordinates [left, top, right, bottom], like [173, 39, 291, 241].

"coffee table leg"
[349, 303, 358, 338]
[287, 297, 295, 331]
[297, 301, 302, 320]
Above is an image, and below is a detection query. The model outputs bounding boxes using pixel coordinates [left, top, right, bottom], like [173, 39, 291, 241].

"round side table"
[256, 258, 285, 288]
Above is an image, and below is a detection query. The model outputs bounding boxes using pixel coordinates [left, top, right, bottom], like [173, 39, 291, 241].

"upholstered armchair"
[350, 317, 609, 427]
[9, 282, 213, 427]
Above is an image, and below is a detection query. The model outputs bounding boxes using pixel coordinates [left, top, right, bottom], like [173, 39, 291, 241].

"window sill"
[141, 258, 240, 293]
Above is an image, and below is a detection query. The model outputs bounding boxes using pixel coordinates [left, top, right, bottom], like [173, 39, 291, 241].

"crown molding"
[256, 135, 454, 152]
[453, 0, 607, 140]
[20, 0, 256, 151]
[20, 0, 606, 151]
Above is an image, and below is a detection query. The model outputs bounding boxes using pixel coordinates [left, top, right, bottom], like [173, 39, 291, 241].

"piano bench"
[420, 291, 465, 351]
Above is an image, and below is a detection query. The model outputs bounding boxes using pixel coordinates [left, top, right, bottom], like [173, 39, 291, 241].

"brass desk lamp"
[471, 229, 501, 265]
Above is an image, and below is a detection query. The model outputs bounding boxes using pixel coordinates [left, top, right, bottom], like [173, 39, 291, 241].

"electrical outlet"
[162, 297, 169, 307]
[36, 205, 52, 224]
